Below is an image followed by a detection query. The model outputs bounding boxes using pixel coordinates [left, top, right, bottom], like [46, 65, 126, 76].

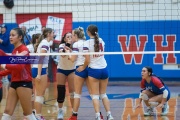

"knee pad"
[91, 94, 100, 100]
[70, 92, 74, 99]
[100, 93, 108, 100]
[57, 85, 66, 103]
[141, 93, 149, 100]
[149, 102, 159, 107]
[1, 113, 11, 120]
[35, 96, 44, 104]
[74, 92, 81, 98]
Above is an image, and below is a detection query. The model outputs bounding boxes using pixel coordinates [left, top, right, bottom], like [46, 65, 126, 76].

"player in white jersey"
[31, 28, 54, 120]
[68, 27, 93, 120]
[82, 25, 114, 120]
[56, 32, 76, 120]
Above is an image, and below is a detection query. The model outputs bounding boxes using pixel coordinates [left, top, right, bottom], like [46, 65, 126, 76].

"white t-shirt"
[83, 38, 107, 69]
[57, 43, 75, 70]
[26, 44, 34, 53]
[72, 40, 86, 66]
[32, 39, 50, 68]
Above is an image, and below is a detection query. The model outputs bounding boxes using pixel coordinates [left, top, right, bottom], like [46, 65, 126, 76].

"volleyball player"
[56, 32, 75, 120]
[67, 27, 92, 120]
[81, 24, 114, 120]
[0, 28, 36, 120]
[135, 66, 170, 116]
[32, 28, 54, 120]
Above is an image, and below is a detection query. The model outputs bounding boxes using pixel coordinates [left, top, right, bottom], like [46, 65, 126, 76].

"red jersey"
[0, 44, 32, 82]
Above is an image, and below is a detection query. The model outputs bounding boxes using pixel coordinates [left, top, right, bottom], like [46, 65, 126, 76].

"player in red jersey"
[0, 28, 36, 120]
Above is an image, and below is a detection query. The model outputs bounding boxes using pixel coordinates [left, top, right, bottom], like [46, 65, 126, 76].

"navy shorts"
[57, 69, 75, 76]
[10, 81, 33, 90]
[88, 67, 109, 79]
[32, 68, 47, 78]
[75, 66, 88, 79]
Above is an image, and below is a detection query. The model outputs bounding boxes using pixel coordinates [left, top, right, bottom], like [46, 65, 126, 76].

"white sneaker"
[57, 109, 64, 120]
[161, 104, 169, 116]
[107, 114, 114, 120]
[144, 107, 154, 116]
[95, 116, 101, 120]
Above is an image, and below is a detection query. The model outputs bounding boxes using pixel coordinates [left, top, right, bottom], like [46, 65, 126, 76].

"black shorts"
[0, 88, 2, 102]
[10, 81, 33, 90]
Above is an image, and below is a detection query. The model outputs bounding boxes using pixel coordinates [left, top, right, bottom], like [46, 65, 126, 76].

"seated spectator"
[0, 24, 10, 53]
[21, 26, 31, 45]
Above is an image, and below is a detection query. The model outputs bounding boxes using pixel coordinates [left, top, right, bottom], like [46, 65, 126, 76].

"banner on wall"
[19, 17, 42, 37]
[16, 13, 72, 41]
[46, 16, 65, 41]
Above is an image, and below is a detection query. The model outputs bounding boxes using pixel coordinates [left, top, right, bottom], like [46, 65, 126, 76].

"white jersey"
[57, 43, 75, 70]
[83, 38, 107, 69]
[72, 40, 86, 66]
[26, 44, 34, 53]
[32, 39, 50, 68]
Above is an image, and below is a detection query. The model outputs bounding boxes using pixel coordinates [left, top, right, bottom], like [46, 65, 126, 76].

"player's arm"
[3, 50, 29, 71]
[135, 80, 146, 109]
[68, 44, 78, 62]
[0, 69, 11, 76]
[36, 45, 48, 80]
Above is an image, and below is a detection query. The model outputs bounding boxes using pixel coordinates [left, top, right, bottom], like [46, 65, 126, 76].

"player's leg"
[16, 82, 36, 120]
[56, 71, 67, 120]
[1, 87, 18, 120]
[34, 74, 48, 119]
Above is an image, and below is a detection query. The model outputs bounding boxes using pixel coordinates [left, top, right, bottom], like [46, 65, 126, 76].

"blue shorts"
[57, 69, 75, 76]
[88, 67, 109, 80]
[75, 66, 88, 79]
[32, 68, 47, 78]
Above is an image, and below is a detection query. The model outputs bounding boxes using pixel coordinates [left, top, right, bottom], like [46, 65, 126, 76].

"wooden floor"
[0, 81, 180, 120]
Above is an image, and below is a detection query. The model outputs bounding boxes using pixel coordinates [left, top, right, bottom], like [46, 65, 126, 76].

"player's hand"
[35, 75, 41, 81]
[156, 103, 164, 108]
[76, 66, 85, 72]
[134, 103, 141, 109]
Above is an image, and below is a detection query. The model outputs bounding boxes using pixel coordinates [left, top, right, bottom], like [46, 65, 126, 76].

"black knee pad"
[0, 88, 2, 102]
[57, 85, 66, 103]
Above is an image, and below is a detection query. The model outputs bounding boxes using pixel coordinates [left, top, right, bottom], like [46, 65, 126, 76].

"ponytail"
[94, 32, 99, 52]
[34, 34, 44, 53]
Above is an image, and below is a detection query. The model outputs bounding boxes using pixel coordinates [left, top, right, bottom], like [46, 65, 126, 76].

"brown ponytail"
[87, 25, 99, 52]
[34, 28, 53, 53]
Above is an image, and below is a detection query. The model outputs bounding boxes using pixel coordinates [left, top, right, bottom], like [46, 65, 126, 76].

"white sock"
[35, 114, 41, 119]
[96, 112, 100, 118]
[73, 110, 78, 114]
[25, 113, 36, 120]
[1, 113, 11, 120]
[106, 111, 111, 116]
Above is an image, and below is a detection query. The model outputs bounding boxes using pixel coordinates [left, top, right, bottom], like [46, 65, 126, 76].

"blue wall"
[4, 21, 180, 81]
[73, 21, 180, 81]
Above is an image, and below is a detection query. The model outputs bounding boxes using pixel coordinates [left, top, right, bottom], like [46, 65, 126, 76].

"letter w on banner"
[118, 35, 148, 64]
